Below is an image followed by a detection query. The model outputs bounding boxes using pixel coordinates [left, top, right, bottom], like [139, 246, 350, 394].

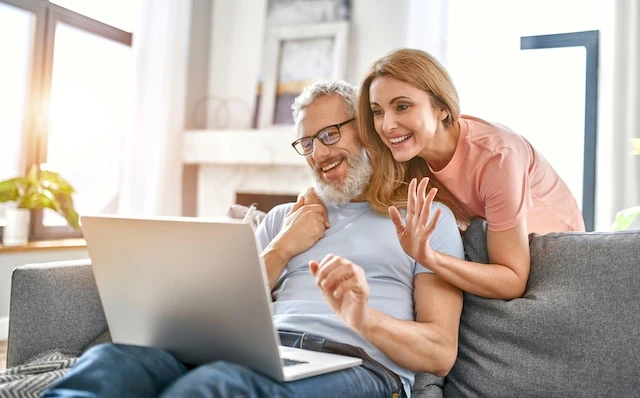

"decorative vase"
[3, 207, 30, 246]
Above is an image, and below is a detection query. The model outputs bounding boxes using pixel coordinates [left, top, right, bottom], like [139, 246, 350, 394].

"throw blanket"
[0, 351, 77, 398]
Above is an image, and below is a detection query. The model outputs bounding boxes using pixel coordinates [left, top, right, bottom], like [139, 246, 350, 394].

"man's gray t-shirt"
[255, 201, 464, 394]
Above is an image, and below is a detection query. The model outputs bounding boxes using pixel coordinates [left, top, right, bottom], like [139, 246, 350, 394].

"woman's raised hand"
[298, 187, 329, 228]
[388, 177, 443, 266]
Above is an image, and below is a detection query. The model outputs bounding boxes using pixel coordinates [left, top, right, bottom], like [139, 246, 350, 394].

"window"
[445, 0, 614, 231]
[0, 1, 35, 228]
[0, 0, 137, 240]
[519, 31, 600, 231]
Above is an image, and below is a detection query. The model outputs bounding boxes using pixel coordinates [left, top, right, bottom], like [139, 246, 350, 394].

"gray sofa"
[6, 221, 640, 397]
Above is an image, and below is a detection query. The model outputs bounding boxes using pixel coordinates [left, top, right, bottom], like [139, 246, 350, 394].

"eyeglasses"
[291, 118, 355, 156]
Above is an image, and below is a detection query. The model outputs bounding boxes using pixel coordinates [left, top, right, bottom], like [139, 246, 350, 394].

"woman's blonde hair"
[358, 48, 469, 225]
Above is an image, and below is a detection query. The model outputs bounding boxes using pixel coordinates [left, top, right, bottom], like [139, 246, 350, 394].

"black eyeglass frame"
[291, 118, 356, 155]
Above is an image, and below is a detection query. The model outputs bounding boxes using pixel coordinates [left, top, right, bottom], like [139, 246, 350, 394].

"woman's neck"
[419, 120, 460, 172]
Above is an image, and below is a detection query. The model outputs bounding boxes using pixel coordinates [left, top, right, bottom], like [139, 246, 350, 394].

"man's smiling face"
[298, 94, 371, 205]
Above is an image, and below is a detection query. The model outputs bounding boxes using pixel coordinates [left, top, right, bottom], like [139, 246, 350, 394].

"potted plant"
[611, 138, 640, 231]
[0, 164, 80, 246]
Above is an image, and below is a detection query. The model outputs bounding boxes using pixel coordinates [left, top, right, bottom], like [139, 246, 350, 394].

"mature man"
[44, 81, 464, 398]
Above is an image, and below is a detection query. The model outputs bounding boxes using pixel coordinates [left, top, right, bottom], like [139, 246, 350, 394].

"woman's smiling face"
[368, 75, 446, 163]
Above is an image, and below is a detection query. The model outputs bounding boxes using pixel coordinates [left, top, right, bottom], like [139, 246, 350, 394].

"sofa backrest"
[445, 221, 640, 397]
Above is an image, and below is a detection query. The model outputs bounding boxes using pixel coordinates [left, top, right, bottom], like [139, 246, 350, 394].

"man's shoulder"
[432, 201, 457, 224]
[270, 202, 296, 214]
[431, 200, 452, 212]
[255, 202, 296, 244]
[264, 202, 296, 223]
[395, 201, 454, 221]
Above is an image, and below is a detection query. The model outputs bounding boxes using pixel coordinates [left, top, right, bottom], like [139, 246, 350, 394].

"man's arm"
[262, 242, 294, 289]
[310, 257, 463, 376]
[358, 274, 462, 376]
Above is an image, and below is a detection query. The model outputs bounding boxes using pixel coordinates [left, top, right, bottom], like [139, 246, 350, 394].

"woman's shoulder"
[461, 115, 528, 155]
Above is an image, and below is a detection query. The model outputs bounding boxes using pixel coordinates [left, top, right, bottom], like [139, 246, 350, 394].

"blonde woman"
[305, 49, 584, 299]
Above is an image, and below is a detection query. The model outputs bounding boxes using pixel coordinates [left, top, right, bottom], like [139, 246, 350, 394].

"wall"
[202, 0, 437, 130]
[347, 0, 411, 85]
[182, 0, 213, 217]
[0, 248, 89, 339]
[206, 0, 267, 129]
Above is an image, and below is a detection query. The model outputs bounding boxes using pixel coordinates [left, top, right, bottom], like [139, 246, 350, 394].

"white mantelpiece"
[183, 127, 313, 217]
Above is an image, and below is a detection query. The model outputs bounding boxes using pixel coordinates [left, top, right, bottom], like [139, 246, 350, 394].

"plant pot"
[3, 207, 30, 246]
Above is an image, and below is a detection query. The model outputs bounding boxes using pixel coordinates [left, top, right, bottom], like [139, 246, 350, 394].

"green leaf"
[610, 206, 640, 231]
[0, 178, 24, 203]
[19, 191, 59, 211]
[0, 164, 80, 229]
[41, 170, 76, 193]
[63, 206, 80, 229]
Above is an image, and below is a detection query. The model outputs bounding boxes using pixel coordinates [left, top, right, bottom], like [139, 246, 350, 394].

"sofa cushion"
[446, 225, 640, 397]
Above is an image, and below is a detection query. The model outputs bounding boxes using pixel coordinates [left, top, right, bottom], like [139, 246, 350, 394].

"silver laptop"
[81, 214, 362, 382]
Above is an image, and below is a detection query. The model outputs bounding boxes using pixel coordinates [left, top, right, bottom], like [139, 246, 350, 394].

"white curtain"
[611, 0, 640, 225]
[118, 0, 192, 216]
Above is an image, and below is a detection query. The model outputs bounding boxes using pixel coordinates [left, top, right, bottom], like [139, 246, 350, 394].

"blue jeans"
[43, 336, 404, 397]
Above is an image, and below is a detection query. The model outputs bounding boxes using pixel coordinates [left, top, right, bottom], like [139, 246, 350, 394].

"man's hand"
[309, 255, 370, 332]
[297, 187, 329, 228]
[270, 196, 327, 259]
[389, 177, 443, 267]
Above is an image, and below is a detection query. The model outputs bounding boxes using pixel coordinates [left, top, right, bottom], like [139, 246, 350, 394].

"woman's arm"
[390, 177, 530, 299]
[298, 187, 329, 227]
[427, 221, 530, 299]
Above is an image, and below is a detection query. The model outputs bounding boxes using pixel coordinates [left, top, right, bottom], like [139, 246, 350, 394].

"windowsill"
[0, 238, 87, 254]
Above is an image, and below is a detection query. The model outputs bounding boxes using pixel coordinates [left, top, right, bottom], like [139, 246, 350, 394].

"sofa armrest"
[7, 259, 108, 368]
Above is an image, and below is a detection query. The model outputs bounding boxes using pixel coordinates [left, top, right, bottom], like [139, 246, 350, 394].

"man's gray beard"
[312, 149, 373, 206]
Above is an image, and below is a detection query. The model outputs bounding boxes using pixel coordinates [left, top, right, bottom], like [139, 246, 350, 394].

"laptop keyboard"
[282, 358, 309, 367]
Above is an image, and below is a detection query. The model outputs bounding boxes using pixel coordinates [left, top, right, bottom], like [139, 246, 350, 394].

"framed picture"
[257, 21, 349, 128]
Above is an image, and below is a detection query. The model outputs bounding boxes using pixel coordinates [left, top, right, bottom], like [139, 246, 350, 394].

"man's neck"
[350, 192, 367, 202]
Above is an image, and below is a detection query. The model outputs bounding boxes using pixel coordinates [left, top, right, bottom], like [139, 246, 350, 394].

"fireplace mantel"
[183, 127, 313, 217]
[183, 127, 307, 166]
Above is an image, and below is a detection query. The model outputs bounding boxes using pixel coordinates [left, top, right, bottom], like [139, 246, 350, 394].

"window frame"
[520, 30, 599, 232]
[0, 0, 132, 241]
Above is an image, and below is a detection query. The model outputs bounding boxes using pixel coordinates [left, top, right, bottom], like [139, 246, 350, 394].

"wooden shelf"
[0, 238, 86, 254]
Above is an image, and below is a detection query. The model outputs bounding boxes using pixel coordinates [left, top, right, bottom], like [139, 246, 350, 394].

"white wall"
[0, 249, 89, 339]
[348, 0, 449, 85]
[206, 0, 267, 129]
[346, 0, 411, 85]
[204, 0, 439, 131]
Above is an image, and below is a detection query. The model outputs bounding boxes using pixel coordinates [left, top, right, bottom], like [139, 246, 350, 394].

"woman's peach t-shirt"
[430, 115, 585, 234]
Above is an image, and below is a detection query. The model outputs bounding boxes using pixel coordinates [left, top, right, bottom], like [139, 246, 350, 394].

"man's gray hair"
[291, 80, 357, 133]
